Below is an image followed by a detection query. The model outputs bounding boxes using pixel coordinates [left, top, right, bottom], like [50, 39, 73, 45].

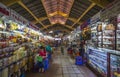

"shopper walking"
[45, 44, 52, 54]
[45, 44, 52, 60]
[61, 46, 64, 55]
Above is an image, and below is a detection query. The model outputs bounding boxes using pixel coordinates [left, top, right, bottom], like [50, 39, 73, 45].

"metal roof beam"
[17, 1, 46, 29]
[68, 17, 82, 24]
[41, 24, 74, 30]
[89, 0, 109, 8]
[72, 3, 96, 27]
[46, 27, 71, 33]
[41, 24, 54, 30]
[0, 0, 21, 6]
[33, 17, 82, 25]
[41, 0, 52, 25]
[32, 17, 48, 24]
[65, 0, 74, 25]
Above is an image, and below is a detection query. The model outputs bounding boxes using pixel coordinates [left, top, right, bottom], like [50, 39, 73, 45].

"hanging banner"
[0, 3, 10, 16]
[0, 3, 39, 32]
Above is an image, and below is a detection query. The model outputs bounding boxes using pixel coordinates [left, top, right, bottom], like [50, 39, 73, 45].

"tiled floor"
[26, 48, 96, 77]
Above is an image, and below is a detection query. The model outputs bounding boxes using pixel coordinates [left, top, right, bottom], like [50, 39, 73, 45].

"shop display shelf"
[103, 30, 115, 32]
[116, 30, 120, 31]
[89, 59, 107, 71]
[116, 37, 120, 38]
[88, 49, 107, 57]
[0, 56, 28, 71]
[90, 52, 106, 59]
[89, 55, 107, 62]
[103, 37, 114, 38]
[103, 43, 113, 44]
[89, 56, 107, 66]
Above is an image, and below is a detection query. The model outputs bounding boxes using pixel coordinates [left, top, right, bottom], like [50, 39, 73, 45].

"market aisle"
[26, 48, 96, 77]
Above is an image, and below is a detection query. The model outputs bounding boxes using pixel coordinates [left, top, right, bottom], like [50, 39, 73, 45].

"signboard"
[0, 3, 39, 31]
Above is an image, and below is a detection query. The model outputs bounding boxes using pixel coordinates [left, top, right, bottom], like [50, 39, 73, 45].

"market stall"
[86, 1, 120, 76]
[0, 3, 47, 77]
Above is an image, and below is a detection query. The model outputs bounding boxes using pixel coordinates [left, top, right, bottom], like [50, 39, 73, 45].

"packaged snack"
[105, 24, 115, 30]
[97, 24, 102, 32]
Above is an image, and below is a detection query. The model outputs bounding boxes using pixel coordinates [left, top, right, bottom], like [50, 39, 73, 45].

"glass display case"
[97, 22, 103, 48]
[117, 14, 120, 50]
[87, 47, 107, 77]
[102, 22, 115, 50]
[90, 24, 97, 48]
[110, 54, 120, 77]
[87, 47, 120, 77]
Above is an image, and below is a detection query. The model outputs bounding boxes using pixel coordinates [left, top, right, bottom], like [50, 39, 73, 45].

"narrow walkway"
[26, 48, 96, 77]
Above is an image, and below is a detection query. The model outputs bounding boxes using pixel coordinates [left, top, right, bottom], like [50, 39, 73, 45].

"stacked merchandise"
[97, 23, 103, 48]
[0, 3, 43, 77]
[81, 27, 91, 41]
[90, 24, 97, 48]
[102, 18, 116, 50]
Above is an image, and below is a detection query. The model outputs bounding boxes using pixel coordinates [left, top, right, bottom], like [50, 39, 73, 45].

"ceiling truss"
[72, 3, 96, 27]
[17, 1, 46, 29]
[41, 0, 52, 24]
[32, 17, 82, 25]
[0, 0, 21, 6]
[41, 24, 74, 31]
[45, 26, 71, 33]
[0, 0, 112, 33]
[89, 0, 109, 8]
[65, 0, 74, 25]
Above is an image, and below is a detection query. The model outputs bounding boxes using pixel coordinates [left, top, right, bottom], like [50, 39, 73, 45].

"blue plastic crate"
[75, 56, 83, 65]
